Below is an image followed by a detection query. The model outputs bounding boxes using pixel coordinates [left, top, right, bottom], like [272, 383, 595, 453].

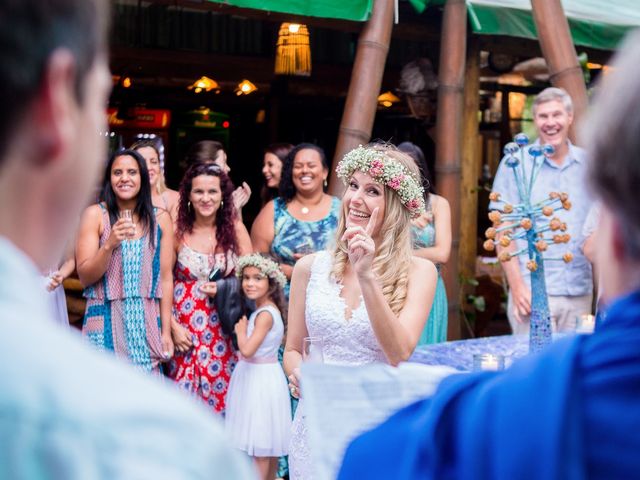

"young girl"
[225, 253, 291, 480]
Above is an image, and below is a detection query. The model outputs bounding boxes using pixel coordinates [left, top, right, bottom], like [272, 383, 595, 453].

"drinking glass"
[472, 353, 505, 372]
[302, 336, 324, 363]
[575, 314, 596, 334]
[295, 239, 315, 256]
[118, 209, 134, 257]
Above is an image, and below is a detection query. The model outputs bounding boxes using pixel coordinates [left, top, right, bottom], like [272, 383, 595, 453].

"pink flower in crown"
[387, 174, 405, 190]
[369, 159, 384, 178]
[407, 198, 420, 210]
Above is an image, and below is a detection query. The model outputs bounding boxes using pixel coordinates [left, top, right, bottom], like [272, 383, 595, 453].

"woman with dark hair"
[398, 141, 451, 344]
[168, 162, 252, 415]
[261, 143, 294, 204]
[76, 149, 175, 372]
[131, 139, 180, 224]
[251, 143, 341, 291]
[185, 140, 252, 213]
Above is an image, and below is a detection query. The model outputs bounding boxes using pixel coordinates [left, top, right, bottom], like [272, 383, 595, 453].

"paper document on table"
[301, 362, 458, 480]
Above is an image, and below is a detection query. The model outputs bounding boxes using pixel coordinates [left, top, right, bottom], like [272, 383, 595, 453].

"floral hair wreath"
[236, 253, 287, 289]
[336, 145, 426, 218]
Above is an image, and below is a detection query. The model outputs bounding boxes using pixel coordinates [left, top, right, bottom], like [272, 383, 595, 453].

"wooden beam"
[459, 37, 480, 313]
[530, 0, 588, 143]
[434, 0, 466, 340]
[328, 0, 395, 195]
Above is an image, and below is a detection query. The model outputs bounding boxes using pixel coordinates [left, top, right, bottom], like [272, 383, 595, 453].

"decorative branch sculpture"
[484, 133, 573, 353]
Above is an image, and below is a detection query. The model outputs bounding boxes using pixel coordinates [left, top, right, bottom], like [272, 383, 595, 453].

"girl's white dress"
[289, 250, 388, 480]
[225, 304, 291, 457]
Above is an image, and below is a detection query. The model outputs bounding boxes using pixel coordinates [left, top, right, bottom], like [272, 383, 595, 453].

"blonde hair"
[332, 144, 419, 315]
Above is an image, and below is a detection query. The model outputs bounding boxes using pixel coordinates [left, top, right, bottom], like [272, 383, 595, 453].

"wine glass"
[295, 238, 315, 256]
[118, 209, 134, 256]
[302, 336, 324, 364]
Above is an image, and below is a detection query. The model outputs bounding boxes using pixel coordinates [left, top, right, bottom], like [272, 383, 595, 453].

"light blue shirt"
[0, 237, 256, 479]
[490, 141, 593, 296]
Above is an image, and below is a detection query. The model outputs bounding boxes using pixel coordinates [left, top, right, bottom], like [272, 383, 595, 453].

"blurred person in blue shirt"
[0, 1, 254, 478]
[339, 32, 640, 480]
[490, 87, 593, 334]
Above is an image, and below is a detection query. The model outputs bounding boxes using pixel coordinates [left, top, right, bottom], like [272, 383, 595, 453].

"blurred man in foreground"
[0, 1, 253, 477]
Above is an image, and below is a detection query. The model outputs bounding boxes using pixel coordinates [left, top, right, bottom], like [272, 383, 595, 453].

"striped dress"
[82, 205, 164, 373]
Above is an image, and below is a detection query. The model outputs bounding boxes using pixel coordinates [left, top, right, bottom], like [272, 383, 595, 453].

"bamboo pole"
[435, 0, 467, 340]
[328, 0, 395, 195]
[530, 0, 588, 143]
[459, 37, 480, 312]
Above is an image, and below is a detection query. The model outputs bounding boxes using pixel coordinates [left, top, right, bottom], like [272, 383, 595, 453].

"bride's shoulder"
[409, 256, 437, 278]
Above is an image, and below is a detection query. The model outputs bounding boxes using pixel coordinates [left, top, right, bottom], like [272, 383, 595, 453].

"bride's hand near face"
[341, 207, 379, 278]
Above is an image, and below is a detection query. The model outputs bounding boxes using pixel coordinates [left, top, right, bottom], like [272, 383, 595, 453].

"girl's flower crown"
[336, 145, 426, 218]
[236, 253, 287, 289]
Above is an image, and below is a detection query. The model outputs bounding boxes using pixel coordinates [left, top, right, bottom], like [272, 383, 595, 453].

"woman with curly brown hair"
[167, 162, 252, 415]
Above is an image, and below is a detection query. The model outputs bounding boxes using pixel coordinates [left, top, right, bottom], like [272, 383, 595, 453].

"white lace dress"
[289, 250, 388, 480]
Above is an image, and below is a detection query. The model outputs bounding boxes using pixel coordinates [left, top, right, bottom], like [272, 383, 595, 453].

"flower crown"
[336, 145, 426, 218]
[236, 253, 287, 289]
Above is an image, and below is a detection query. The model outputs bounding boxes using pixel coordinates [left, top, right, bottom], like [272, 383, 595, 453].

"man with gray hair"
[0, 1, 253, 477]
[490, 87, 593, 333]
[339, 32, 640, 479]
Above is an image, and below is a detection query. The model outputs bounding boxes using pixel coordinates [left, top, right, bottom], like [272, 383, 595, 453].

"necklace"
[296, 195, 323, 215]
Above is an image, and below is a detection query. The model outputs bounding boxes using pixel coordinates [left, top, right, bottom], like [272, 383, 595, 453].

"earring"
[187, 201, 192, 212]
[221, 200, 224, 207]
[323, 178, 328, 188]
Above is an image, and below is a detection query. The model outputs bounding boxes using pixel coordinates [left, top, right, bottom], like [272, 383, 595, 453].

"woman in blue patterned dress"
[399, 142, 451, 345]
[76, 150, 175, 372]
[252, 143, 341, 296]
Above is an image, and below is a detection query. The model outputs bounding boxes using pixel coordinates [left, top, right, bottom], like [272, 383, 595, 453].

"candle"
[473, 353, 505, 372]
[576, 314, 596, 334]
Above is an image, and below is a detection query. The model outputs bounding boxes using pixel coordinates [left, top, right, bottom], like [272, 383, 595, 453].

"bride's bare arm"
[283, 253, 314, 379]
[358, 257, 437, 365]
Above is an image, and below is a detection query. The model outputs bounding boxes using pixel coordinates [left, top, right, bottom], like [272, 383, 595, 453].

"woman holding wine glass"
[76, 149, 174, 373]
[283, 143, 438, 479]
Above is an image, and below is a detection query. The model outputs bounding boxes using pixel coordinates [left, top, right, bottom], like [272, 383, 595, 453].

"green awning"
[206, 0, 374, 22]
[416, 0, 640, 51]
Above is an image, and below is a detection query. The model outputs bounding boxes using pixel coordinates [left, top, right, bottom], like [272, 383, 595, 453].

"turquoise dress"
[271, 196, 341, 297]
[412, 211, 448, 345]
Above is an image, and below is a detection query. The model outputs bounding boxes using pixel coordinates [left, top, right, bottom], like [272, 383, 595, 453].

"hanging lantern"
[275, 23, 312, 77]
[188, 76, 220, 94]
[377, 91, 401, 108]
[235, 79, 258, 96]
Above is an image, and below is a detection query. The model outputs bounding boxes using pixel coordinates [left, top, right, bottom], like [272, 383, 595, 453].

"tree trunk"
[328, 0, 395, 195]
[531, 0, 588, 144]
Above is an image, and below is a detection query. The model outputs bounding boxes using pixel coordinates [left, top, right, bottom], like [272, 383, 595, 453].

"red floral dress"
[167, 245, 238, 415]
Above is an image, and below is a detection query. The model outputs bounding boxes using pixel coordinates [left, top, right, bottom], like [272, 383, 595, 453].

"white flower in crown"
[336, 145, 426, 218]
[236, 253, 287, 289]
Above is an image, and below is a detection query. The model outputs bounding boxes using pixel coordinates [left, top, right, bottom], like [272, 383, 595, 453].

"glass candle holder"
[576, 314, 596, 334]
[472, 353, 505, 372]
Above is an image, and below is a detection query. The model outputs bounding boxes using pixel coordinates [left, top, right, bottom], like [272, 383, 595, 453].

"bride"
[283, 143, 438, 479]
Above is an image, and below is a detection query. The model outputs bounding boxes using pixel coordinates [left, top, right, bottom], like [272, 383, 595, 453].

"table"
[410, 335, 531, 371]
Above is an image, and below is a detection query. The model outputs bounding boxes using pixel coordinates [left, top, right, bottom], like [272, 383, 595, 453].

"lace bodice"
[304, 250, 387, 365]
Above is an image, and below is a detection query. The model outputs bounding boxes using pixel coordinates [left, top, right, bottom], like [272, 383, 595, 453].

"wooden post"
[530, 0, 588, 143]
[328, 0, 395, 195]
[435, 0, 467, 340]
[459, 37, 480, 318]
